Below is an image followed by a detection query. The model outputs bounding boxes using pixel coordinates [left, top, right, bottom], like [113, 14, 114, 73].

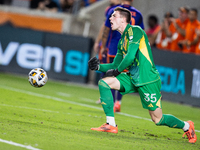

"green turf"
[0, 73, 199, 150]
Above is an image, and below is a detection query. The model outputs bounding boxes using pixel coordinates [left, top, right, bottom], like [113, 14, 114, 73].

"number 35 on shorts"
[141, 91, 162, 110]
[144, 93, 157, 103]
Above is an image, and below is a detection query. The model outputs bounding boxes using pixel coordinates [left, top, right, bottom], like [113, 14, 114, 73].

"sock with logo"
[98, 79, 114, 117]
[156, 114, 185, 129]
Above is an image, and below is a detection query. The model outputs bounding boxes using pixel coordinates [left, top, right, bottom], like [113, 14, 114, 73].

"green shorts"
[116, 73, 162, 111]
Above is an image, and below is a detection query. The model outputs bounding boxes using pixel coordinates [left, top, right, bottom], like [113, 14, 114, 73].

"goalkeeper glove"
[104, 69, 121, 77]
[88, 57, 100, 70]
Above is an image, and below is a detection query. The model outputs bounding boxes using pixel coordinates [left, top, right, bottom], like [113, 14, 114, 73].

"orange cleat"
[91, 123, 118, 133]
[114, 101, 121, 112]
[182, 121, 197, 143]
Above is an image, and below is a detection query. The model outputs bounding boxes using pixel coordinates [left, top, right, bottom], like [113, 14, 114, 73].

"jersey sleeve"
[117, 27, 143, 72]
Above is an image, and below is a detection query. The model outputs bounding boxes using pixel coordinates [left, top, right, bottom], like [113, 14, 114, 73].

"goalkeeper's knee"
[98, 79, 110, 89]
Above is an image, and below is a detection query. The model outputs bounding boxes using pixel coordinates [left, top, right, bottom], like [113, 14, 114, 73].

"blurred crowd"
[0, 0, 101, 13]
[0, 0, 199, 55]
[30, 0, 75, 13]
[30, 0, 101, 13]
[146, 7, 200, 55]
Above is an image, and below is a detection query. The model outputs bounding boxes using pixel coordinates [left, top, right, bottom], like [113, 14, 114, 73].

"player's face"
[109, 11, 123, 31]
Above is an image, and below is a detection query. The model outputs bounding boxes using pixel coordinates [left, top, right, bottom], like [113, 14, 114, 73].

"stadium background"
[0, 0, 200, 107]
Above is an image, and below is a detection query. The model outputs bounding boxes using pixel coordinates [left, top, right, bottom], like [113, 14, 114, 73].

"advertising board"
[152, 48, 200, 107]
[0, 25, 93, 83]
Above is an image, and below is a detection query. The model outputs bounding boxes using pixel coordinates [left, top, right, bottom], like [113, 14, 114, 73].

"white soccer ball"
[28, 68, 48, 88]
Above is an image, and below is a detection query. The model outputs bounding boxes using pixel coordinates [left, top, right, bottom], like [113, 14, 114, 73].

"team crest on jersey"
[128, 27, 133, 42]
[123, 36, 127, 51]
[128, 27, 133, 36]
[122, 51, 126, 58]
[120, 40, 123, 49]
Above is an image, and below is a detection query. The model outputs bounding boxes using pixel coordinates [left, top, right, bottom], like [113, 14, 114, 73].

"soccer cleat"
[91, 123, 118, 133]
[182, 121, 197, 143]
[114, 101, 121, 112]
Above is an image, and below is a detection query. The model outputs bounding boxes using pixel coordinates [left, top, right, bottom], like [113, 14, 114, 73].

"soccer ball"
[28, 68, 48, 88]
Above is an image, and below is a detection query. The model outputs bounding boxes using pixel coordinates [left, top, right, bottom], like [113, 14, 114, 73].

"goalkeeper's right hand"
[88, 57, 100, 70]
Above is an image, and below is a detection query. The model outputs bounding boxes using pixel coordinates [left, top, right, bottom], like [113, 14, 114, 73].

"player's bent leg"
[100, 77, 120, 118]
[102, 77, 121, 90]
[91, 78, 119, 133]
[91, 74, 134, 133]
[150, 108, 185, 128]
[156, 114, 185, 128]
[98, 79, 116, 117]
[149, 107, 163, 124]
[102, 77, 122, 112]
[103, 77, 123, 113]
[91, 78, 120, 133]
[150, 108, 197, 143]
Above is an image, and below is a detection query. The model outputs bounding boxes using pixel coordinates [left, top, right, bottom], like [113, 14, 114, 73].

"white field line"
[0, 85, 199, 133]
[57, 92, 71, 97]
[0, 104, 59, 113]
[0, 139, 41, 150]
[79, 97, 96, 103]
[0, 85, 102, 111]
[57, 92, 95, 103]
[0, 104, 102, 118]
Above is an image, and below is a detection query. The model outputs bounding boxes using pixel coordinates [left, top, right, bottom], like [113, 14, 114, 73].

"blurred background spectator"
[37, 0, 59, 12]
[0, 0, 12, 5]
[30, 0, 78, 13]
[166, 7, 189, 52]
[82, 0, 100, 7]
[145, 14, 160, 46]
[154, 12, 174, 50]
[30, 0, 40, 9]
[195, 26, 200, 54]
[30, 0, 59, 12]
[59, 0, 75, 13]
[179, 8, 200, 54]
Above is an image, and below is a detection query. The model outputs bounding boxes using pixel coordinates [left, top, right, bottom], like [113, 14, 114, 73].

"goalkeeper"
[88, 7, 197, 143]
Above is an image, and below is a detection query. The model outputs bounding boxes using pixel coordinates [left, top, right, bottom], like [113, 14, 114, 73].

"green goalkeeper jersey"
[99, 24, 160, 86]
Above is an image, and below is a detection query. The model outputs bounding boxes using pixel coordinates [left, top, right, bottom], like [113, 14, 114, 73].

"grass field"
[0, 73, 200, 150]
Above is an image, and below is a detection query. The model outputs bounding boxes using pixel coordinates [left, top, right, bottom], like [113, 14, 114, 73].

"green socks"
[98, 79, 114, 117]
[156, 114, 185, 129]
